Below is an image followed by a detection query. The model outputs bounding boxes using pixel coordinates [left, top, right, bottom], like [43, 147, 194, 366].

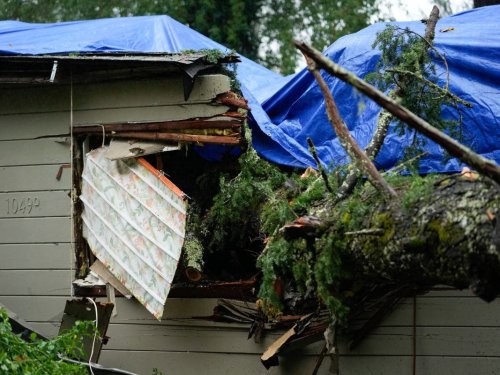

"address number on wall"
[5, 197, 40, 215]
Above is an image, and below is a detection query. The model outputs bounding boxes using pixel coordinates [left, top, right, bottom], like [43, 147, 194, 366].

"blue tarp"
[0, 6, 499, 173]
[0, 16, 283, 98]
[253, 5, 500, 173]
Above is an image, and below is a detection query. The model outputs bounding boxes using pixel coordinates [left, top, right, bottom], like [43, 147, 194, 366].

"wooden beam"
[72, 119, 242, 134]
[109, 132, 241, 145]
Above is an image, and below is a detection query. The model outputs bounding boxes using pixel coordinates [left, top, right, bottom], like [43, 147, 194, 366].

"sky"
[387, 0, 473, 21]
[291, 0, 474, 72]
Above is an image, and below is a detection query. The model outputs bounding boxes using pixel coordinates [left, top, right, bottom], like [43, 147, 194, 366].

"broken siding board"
[0, 296, 69, 322]
[73, 75, 231, 110]
[339, 326, 500, 356]
[99, 350, 332, 375]
[0, 165, 71, 192]
[0, 270, 71, 295]
[0, 243, 72, 269]
[27, 322, 60, 338]
[0, 217, 71, 243]
[0, 191, 71, 218]
[0, 138, 70, 166]
[0, 112, 70, 141]
[73, 103, 230, 125]
[59, 299, 114, 363]
[338, 356, 500, 375]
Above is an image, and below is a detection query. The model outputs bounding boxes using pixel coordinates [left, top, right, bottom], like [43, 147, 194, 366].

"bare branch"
[307, 137, 333, 193]
[335, 7, 442, 203]
[300, 51, 398, 199]
[424, 6, 440, 42]
[294, 40, 500, 185]
[386, 68, 472, 107]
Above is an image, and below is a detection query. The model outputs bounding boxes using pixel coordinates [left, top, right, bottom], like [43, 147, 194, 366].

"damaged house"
[0, 53, 287, 372]
[2, 5, 500, 375]
[0, 16, 328, 375]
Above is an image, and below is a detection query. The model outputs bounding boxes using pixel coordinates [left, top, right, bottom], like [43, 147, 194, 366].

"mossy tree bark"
[317, 176, 500, 303]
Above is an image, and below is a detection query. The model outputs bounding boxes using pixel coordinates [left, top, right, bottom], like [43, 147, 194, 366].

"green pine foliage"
[0, 308, 93, 375]
[199, 148, 290, 254]
[367, 25, 471, 159]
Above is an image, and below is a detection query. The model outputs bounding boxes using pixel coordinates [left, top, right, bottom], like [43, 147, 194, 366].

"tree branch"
[386, 68, 471, 107]
[294, 40, 500, 185]
[424, 5, 440, 49]
[300, 53, 397, 199]
[307, 137, 333, 193]
[334, 6, 443, 203]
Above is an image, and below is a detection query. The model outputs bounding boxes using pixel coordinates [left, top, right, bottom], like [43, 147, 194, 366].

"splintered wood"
[72, 74, 247, 150]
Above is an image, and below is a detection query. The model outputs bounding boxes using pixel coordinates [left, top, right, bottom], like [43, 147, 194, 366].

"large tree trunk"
[342, 176, 500, 302]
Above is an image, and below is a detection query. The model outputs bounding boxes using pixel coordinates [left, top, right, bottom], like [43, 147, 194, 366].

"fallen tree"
[184, 7, 500, 355]
[256, 7, 500, 331]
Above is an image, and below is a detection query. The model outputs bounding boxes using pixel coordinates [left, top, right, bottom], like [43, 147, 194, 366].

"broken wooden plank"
[59, 299, 114, 362]
[109, 131, 241, 145]
[261, 314, 313, 369]
[215, 92, 249, 110]
[72, 119, 242, 134]
[105, 139, 180, 160]
[91, 260, 132, 298]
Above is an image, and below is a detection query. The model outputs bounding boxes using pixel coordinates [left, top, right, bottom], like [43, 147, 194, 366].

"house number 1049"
[5, 197, 40, 215]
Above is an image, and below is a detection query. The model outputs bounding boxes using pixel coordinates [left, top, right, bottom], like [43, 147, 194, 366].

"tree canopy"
[0, 0, 382, 74]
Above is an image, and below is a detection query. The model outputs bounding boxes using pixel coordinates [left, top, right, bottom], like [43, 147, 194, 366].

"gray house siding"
[338, 289, 500, 374]
[1, 78, 499, 374]
[0, 78, 332, 374]
[0, 85, 73, 340]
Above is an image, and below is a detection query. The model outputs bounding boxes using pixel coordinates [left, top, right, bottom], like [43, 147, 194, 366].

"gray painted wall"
[1, 77, 498, 374]
[337, 288, 500, 374]
[0, 77, 331, 374]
